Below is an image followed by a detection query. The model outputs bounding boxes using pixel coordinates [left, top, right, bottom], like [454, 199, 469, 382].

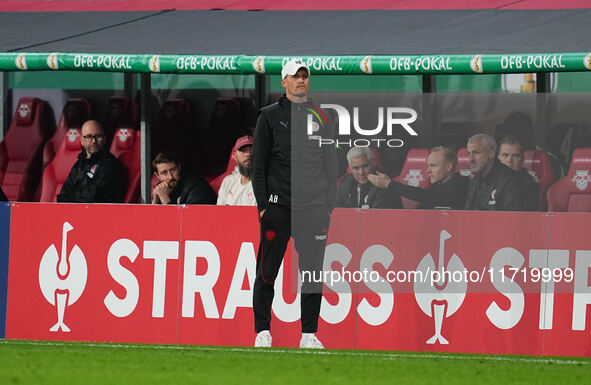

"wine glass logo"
[414, 230, 467, 344]
[38, 222, 88, 332]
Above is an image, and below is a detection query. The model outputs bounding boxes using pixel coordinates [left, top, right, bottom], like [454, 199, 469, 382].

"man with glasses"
[57, 120, 127, 203]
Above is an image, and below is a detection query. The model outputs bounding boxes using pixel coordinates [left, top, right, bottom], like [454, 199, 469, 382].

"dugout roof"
[0, 9, 590, 55]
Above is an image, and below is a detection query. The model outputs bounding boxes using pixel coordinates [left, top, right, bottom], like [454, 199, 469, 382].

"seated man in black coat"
[336, 147, 401, 209]
[498, 135, 540, 211]
[464, 133, 526, 211]
[151, 151, 216, 205]
[57, 120, 127, 203]
[368, 146, 468, 210]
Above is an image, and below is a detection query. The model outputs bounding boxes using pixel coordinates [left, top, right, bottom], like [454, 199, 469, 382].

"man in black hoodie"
[252, 59, 337, 349]
[57, 120, 127, 203]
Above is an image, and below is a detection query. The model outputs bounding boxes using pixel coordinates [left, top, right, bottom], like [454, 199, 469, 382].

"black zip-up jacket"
[165, 169, 216, 205]
[57, 148, 127, 203]
[516, 167, 540, 211]
[252, 95, 337, 213]
[464, 160, 525, 211]
[386, 173, 469, 210]
[337, 174, 402, 209]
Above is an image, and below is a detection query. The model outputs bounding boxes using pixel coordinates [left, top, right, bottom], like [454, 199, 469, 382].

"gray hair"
[346, 147, 373, 165]
[468, 133, 497, 154]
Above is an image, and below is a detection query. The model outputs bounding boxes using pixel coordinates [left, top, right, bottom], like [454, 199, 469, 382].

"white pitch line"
[0, 339, 588, 366]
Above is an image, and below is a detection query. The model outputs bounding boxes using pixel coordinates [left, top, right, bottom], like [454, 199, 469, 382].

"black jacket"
[166, 170, 216, 205]
[387, 173, 469, 210]
[252, 95, 337, 213]
[57, 148, 127, 203]
[517, 167, 540, 211]
[465, 160, 525, 211]
[337, 174, 402, 209]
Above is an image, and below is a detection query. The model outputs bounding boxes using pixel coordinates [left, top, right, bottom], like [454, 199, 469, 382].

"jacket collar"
[279, 94, 314, 107]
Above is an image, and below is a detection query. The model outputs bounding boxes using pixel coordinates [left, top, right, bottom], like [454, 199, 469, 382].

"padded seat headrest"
[64, 128, 82, 151]
[64, 99, 91, 128]
[15, 98, 38, 126]
[107, 96, 136, 124]
[210, 98, 240, 126]
[113, 128, 136, 151]
[568, 148, 591, 174]
[161, 99, 190, 124]
[398, 148, 430, 187]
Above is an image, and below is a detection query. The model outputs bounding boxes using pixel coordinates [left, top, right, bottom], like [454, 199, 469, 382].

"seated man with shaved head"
[368, 146, 468, 210]
[57, 120, 127, 203]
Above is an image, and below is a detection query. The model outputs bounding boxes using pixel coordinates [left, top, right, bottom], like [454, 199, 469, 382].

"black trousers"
[253, 205, 330, 333]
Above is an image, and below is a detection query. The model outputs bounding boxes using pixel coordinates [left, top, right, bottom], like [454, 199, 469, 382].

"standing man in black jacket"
[57, 120, 127, 203]
[252, 59, 337, 349]
[368, 146, 468, 210]
[464, 133, 525, 211]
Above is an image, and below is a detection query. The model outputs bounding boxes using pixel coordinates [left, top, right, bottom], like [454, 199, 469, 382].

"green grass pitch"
[0, 340, 589, 385]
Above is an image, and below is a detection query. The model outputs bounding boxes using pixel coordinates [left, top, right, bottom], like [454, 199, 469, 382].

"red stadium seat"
[110, 127, 141, 203]
[208, 152, 238, 194]
[43, 98, 91, 169]
[0, 97, 51, 201]
[547, 148, 591, 212]
[119, 147, 141, 203]
[198, 97, 242, 178]
[523, 149, 556, 210]
[104, 96, 139, 147]
[455, 147, 473, 178]
[393, 148, 431, 209]
[39, 128, 82, 202]
[152, 98, 193, 162]
[110, 127, 139, 158]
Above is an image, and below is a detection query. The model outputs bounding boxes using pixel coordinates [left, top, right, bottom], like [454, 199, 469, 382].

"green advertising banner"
[0, 52, 590, 75]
